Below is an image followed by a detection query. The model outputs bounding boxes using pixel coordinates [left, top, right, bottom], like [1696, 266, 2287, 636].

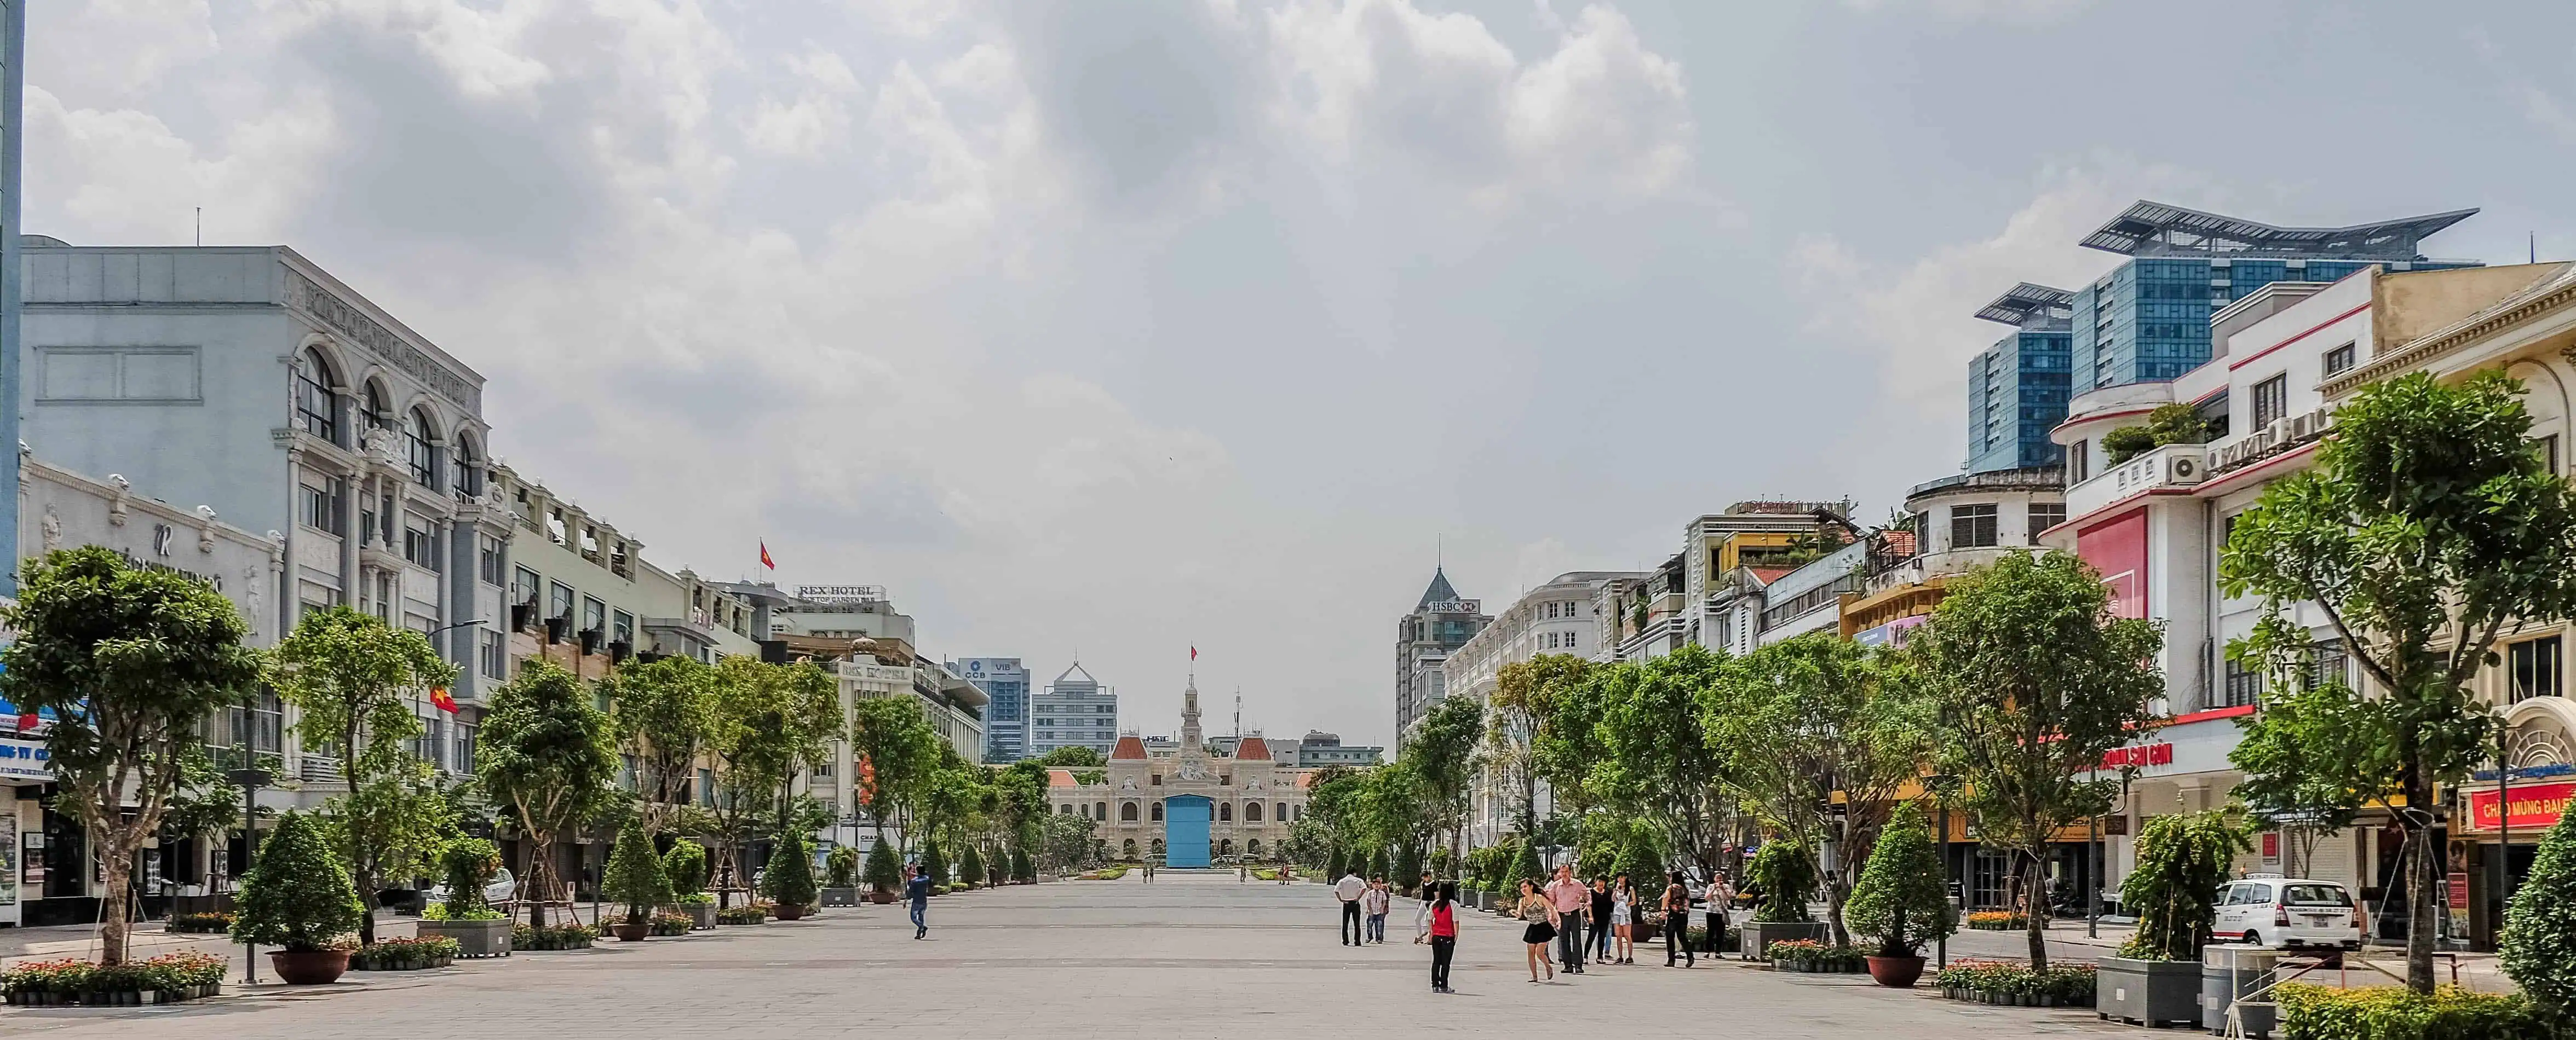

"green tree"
[440, 837, 504, 918]
[1011, 845, 1035, 883]
[1406, 694, 1485, 861]
[2102, 401, 2215, 465]
[763, 828, 819, 908]
[921, 837, 950, 885]
[826, 845, 860, 889]
[1591, 646, 1737, 881]
[705, 657, 843, 898]
[0, 547, 264, 964]
[232, 810, 366, 952]
[2117, 811, 2247, 962]
[1748, 841, 1816, 923]
[664, 839, 710, 898]
[2227, 672, 2383, 879]
[2502, 808, 2576, 1010]
[1531, 659, 1612, 814]
[959, 842, 987, 887]
[1510, 840, 1543, 887]
[604, 817, 672, 927]
[604, 655, 718, 836]
[996, 760, 1054, 854]
[1703, 633, 1937, 946]
[849, 694, 942, 847]
[2220, 371, 2576, 992]
[475, 657, 619, 927]
[271, 605, 459, 945]
[1909, 551, 2163, 969]
[1036, 745, 1105, 767]
[1491, 654, 1590, 840]
[865, 840, 904, 893]
[1040, 812, 1097, 873]
[1844, 804, 1956, 958]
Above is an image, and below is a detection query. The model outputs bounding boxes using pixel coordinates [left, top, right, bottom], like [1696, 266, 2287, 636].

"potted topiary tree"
[822, 846, 862, 906]
[418, 837, 514, 957]
[1740, 841, 1827, 960]
[921, 839, 949, 894]
[602, 818, 671, 941]
[865, 841, 902, 904]
[2099, 811, 2244, 1027]
[1011, 846, 1036, 885]
[232, 811, 366, 985]
[958, 843, 986, 892]
[1844, 804, 1954, 988]
[764, 829, 820, 919]
[665, 839, 716, 929]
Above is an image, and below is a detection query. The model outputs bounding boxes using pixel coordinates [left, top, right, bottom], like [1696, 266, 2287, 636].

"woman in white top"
[1609, 875, 1636, 965]
[1702, 876, 1735, 957]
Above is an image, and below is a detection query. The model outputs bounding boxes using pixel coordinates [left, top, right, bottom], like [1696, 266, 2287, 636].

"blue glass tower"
[2068, 201, 2480, 390]
[952, 657, 1031, 763]
[1964, 283, 2074, 473]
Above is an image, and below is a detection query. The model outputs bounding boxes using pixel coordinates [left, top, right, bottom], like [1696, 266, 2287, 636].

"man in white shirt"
[1335, 871, 1367, 946]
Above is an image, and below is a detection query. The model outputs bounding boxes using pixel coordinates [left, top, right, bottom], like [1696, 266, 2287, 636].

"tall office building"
[1964, 283, 2075, 473]
[1393, 567, 1490, 744]
[0, 0, 24, 594]
[1030, 662, 1118, 760]
[2069, 200, 2479, 390]
[951, 657, 1031, 763]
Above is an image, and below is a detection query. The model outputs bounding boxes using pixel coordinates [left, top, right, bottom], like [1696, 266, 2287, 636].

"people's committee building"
[1050, 682, 1309, 867]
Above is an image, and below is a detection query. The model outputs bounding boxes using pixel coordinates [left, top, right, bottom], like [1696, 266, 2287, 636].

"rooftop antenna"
[1234, 689, 1242, 739]
[194, 207, 201, 247]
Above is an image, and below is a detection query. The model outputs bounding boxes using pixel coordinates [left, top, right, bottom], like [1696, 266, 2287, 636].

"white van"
[2212, 876, 2362, 951]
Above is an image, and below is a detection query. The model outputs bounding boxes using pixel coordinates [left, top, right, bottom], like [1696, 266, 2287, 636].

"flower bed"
[1765, 940, 1866, 974]
[167, 911, 235, 934]
[2274, 983, 2565, 1040]
[4, 951, 227, 1006]
[1962, 911, 2027, 931]
[1086, 867, 1130, 881]
[350, 937, 459, 972]
[511, 923, 597, 951]
[648, 913, 692, 937]
[1932, 961, 2096, 1007]
[716, 905, 770, 926]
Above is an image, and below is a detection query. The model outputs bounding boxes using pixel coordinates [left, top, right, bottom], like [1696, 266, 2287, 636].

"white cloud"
[27, 86, 335, 243]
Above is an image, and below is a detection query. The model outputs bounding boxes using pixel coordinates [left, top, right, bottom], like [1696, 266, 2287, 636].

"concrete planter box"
[683, 902, 717, 929]
[820, 887, 862, 908]
[417, 917, 513, 958]
[1739, 920, 1828, 960]
[2096, 956, 2201, 1029]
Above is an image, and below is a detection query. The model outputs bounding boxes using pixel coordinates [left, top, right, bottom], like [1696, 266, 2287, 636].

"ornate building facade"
[1050, 681, 1310, 866]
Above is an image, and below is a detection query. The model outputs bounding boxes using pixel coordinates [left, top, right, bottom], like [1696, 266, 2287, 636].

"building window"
[295, 351, 338, 440]
[456, 723, 478, 772]
[613, 609, 635, 648]
[2324, 343, 2356, 376]
[405, 409, 440, 488]
[2028, 502, 2065, 537]
[1151, 802, 1164, 822]
[513, 566, 540, 610]
[1245, 801, 1262, 822]
[2307, 640, 2349, 691]
[301, 482, 342, 535]
[548, 581, 576, 625]
[2069, 439, 2090, 483]
[2510, 635, 2563, 702]
[2538, 435, 2561, 476]
[1218, 802, 1232, 822]
[582, 596, 607, 638]
[452, 435, 484, 498]
[2222, 656, 2262, 709]
[480, 629, 507, 680]
[403, 521, 439, 570]
[1950, 504, 1999, 549]
[2251, 374, 2290, 430]
[479, 536, 504, 586]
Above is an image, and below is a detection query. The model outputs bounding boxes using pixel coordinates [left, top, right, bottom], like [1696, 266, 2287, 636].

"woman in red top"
[1428, 882, 1458, 993]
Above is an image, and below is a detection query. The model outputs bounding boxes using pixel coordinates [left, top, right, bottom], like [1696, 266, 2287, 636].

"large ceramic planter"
[821, 886, 861, 908]
[774, 904, 809, 921]
[270, 949, 352, 985]
[417, 917, 514, 958]
[685, 903, 718, 929]
[610, 922, 652, 942]
[2096, 956, 2200, 1028]
[869, 889, 896, 905]
[1865, 955, 1925, 989]
[1739, 920, 1828, 961]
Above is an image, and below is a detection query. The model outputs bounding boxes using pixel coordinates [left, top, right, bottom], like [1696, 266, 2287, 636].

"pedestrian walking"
[1610, 875, 1635, 964]
[1662, 871, 1694, 967]
[905, 864, 932, 939]
[1515, 879, 1559, 983]
[1415, 880, 1435, 945]
[1365, 877, 1393, 944]
[1701, 874, 1734, 957]
[1336, 869, 1367, 946]
[1588, 877, 1614, 963]
[1543, 864, 1589, 974]
[1428, 882, 1459, 993]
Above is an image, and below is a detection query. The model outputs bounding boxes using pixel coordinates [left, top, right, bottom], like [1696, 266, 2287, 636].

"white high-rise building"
[1031, 662, 1119, 759]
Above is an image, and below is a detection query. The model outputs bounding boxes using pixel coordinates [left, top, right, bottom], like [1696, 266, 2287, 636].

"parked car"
[2213, 876, 2361, 951]
[425, 866, 518, 909]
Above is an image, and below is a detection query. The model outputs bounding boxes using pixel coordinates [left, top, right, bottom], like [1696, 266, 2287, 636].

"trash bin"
[2202, 945, 2280, 1037]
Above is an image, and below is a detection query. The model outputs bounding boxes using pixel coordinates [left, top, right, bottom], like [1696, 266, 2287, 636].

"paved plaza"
[0, 873, 2140, 1038]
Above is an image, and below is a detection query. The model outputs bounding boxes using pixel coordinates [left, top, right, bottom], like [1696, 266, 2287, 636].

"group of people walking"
[1333, 864, 1737, 992]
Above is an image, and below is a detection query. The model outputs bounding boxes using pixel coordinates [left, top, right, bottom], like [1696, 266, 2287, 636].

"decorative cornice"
[2323, 278, 2576, 397]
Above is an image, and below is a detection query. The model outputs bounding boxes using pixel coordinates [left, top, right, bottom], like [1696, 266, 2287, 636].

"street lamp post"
[1928, 773, 1957, 969]
[224, 766, 273, 985]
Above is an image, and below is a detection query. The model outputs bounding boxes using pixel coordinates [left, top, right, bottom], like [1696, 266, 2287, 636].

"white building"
[1031, 662, 1119, 759]
[1445, 570, 1641, 846]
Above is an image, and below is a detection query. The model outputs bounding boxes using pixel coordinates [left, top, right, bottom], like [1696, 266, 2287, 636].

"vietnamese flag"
[430, 687, 459, 714]
[760, 540, 775, 571]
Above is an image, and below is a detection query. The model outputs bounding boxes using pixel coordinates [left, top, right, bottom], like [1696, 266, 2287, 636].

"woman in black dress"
[1515, 879, 1559, 983]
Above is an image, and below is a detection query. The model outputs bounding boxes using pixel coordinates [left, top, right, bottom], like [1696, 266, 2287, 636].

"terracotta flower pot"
[1865, 955, 1925, 989]
[610, 922, 652, 941]
[774, 904, 809, 921]
[269, 949, 353, 985]
[869, 890, 895, 905]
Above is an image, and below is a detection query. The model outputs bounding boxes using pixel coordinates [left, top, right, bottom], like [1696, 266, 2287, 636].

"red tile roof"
[1048, 769, 1078, 788]
[1746, 567, 1796, 584]
[1109, 735, 1149, 760]
[1234, 736, 1272, 761]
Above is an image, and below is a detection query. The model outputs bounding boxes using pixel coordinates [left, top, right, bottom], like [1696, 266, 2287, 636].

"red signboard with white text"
[2077, 511, 2149, 620]
[2467, 781, 2574, 832]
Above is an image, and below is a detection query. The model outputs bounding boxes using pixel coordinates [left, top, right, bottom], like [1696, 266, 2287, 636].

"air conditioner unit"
[2164, 452, 2204, 486]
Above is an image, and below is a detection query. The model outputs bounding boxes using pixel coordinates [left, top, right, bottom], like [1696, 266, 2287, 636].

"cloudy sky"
[33, 1, 2576, 746]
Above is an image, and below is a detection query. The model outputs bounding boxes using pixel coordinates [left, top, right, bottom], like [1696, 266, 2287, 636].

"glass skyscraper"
[1964, 283, 2074, 473]
[951, 657, 1031, 764]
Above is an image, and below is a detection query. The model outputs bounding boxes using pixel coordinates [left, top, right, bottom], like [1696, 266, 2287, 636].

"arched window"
[1219, 839, 1233, 856]
[1057, 803, 1071, 814]
[1120, 801, 1139, 822]
[1245, 801, 1263, 823]
[1246, 837, 1262, 856]
[1150, 801, 1163, 822]
[405, 408, 439, 487]
[1218, 802, 1233, 822]
[1094, 802, 1107, 820]
[1150, 839, 1165, 856]
[452, 430, 484, 498]
[1275, 802, 1287, 822]
[363, 382, 392, 431]
[1122, 838, 1137, 857]
[294, 349, 338, 441]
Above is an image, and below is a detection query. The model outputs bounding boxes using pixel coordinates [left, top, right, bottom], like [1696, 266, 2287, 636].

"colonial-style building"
[1050, 681, 1309, 866]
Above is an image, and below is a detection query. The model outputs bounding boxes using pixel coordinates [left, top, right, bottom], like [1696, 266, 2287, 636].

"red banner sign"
[2100, 743, 2174, 770]
[2467, 781, 2575, 832]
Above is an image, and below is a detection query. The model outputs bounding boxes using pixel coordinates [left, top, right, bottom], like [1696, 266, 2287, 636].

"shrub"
[3, 958, 93, 997]
[440, 837, 504, 919]
[1933, 960, 2096, 1004]
[1964, 910, 2027, 931]
[2275, 984, 2566, 1040]
[603, 817, 672, 926]
[921, 839, 948, 887]
[511, 923, 597, 950]
[648, 912, 692, 937]
[350, 936, 459, 971]
[1749, 842, 1816, 923]
[1509, 842, 1542, 889]
[232, 810, 365, 952]
[762, 829, 819, 909]
[2503, 805, 2576, 1010]
[958, 843, 986, 888]
[866, 841, 904, 892]
[142, 950, 227, 990]
[1846, 803, 1955, 958]
[716, 905, 769, 925]
[2103, 403, 2212, 465]
[2118, 811, 2246, 962]
[664, 839, 709, 897]
[168, 911, 234, 934]
[1765, 939, 1865, 972]
[826, 845, 860, 889]
[1011, 846, 1035, 882]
